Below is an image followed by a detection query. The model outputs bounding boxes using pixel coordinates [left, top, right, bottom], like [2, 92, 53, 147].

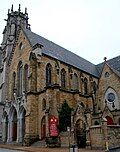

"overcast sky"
[0, 0, 120, 64]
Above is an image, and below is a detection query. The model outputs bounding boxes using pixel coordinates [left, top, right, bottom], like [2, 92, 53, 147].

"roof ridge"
[24, 28, 96, 65]
[22, 28, 100, 77]
[96, 55, 120, 76]
[96, 55, 120, 66]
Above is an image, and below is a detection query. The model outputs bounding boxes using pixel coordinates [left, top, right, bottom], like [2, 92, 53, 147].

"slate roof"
[23, 28, 100, 78]
[96, 55, 120, 77]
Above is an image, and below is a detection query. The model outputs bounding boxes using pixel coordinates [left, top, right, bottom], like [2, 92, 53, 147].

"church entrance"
[41, 116, 46, 139]
[75, 119, 86, 148]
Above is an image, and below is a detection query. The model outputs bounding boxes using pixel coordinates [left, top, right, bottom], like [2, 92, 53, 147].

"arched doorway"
[41, 116, 46, 139]
[12, 108, 17, 141]
[94, 121, 99, 125]
[75, 119, 86, 148]
[106, 116, 114, 125]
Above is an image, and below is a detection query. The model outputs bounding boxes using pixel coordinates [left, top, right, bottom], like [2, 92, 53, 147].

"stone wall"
[89, 125, 104, 149]
[97, 63, 120, 114]
[107, 125, 120, 149]
[89, 125, 120, 150]
[0, 104, 3, 139]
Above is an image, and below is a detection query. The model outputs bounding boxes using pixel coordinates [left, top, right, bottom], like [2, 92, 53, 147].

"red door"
[106, 116, 114, 125]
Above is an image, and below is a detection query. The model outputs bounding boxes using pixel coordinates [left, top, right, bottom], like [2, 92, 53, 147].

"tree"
[58, 100, 72, 132]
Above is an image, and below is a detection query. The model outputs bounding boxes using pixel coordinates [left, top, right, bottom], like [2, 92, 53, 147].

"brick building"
[0, 5, 120, 150]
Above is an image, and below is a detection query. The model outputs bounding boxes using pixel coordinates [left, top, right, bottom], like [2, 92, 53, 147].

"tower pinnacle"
[25, 7, 27, 14]
[18, 4, 21, 12]
[11, 4, 13, 12]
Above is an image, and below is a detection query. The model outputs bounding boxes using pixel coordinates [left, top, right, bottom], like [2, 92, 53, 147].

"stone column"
[19, 117, 24, 143]
[68, 72, 72, 90]
[17, 118, 21, 143]
[7, 120, 13, 142]
[102, 118, 109, 151]
[55, 67, 60, 85]
[2, 120, 6, 142]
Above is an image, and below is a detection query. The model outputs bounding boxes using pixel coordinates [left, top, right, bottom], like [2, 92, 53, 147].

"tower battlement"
[6, 4, 30, 30]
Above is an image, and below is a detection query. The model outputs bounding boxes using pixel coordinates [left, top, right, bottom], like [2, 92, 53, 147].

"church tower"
[0, 4, 30, 103]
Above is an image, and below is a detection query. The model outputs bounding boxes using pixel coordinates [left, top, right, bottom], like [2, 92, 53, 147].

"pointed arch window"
[61, 68, 66, 88]
[19, 42, 24, 50]
[42, 99, 46, 110]
[46, 63, 52, 86]
[24, 64, 28, 92]
[73, 73, 79, 90]
[84, 77, 88, 94]
[17, 61, 23, 96]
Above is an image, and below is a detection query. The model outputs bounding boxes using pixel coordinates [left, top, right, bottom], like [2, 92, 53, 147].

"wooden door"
[13, 122, 17, 141]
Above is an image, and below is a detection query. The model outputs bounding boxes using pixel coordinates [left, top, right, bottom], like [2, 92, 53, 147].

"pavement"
[0, 143, 105, 152]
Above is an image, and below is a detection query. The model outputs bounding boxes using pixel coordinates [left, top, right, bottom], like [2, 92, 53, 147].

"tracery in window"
[104, 87, 119, 111]
[73, 73, 79, 90]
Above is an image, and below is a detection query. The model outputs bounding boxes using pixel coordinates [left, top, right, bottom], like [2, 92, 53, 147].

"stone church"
[0, 5, 120, 150]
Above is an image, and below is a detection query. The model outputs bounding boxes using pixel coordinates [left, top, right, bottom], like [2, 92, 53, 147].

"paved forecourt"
[0, 144, 104, 152]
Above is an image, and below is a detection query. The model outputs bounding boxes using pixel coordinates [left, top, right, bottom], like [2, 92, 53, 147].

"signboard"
[49, 116, 59, 137]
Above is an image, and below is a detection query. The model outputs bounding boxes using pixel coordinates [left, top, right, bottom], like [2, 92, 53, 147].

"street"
[0, 148, 25, 152]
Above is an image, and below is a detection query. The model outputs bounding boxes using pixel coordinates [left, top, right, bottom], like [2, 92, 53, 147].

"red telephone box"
[49, 116, 59, 137]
